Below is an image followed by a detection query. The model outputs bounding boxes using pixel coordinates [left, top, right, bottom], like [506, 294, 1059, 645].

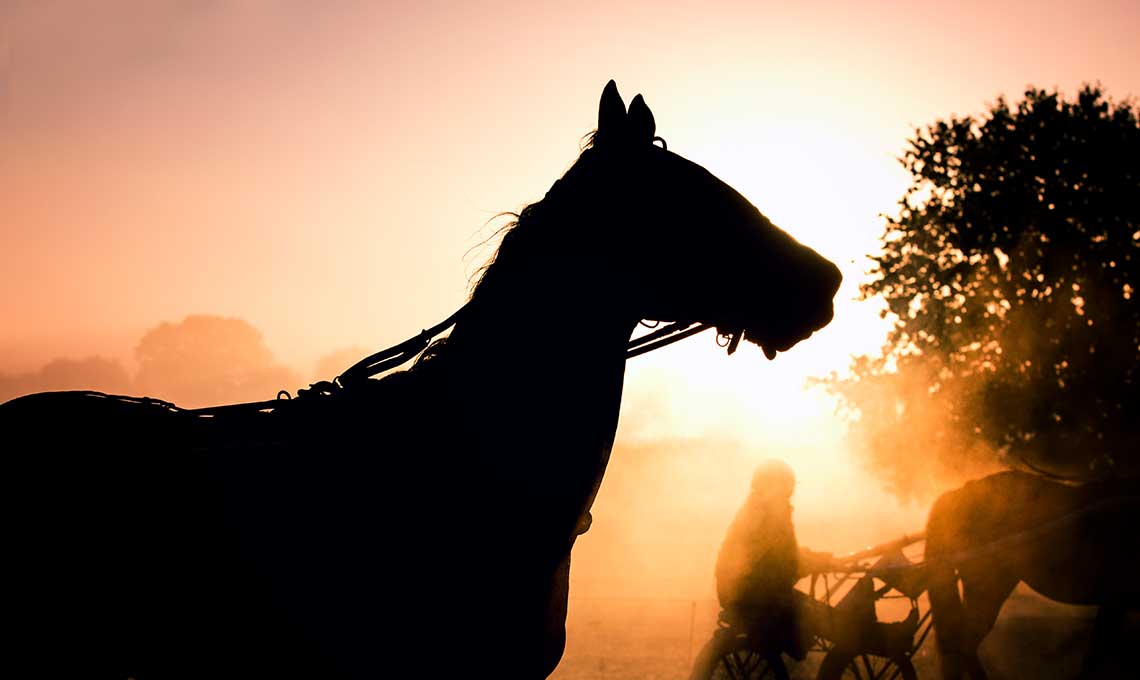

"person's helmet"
[751, 459, 795, 498]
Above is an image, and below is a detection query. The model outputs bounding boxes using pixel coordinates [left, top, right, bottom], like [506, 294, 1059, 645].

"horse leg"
[928, 563, 968, 680]
[539, 549, 573, 676]
[929, 561, 1016, 680]
[957, 567, 1017, 680]
[1079, 605, 1126, 679]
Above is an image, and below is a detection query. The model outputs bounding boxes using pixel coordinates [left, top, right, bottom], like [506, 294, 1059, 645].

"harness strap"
[626, 322, 714, 358]
[177, 307, 720, 416]
[338, 303, 472, 386]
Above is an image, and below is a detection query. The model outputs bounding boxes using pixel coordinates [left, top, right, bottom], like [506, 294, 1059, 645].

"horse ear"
[597, 80, 626, 142]
[628, 94, 656, 143]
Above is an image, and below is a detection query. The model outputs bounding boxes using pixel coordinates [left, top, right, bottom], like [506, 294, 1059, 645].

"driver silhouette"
[715, 459, 837, 658]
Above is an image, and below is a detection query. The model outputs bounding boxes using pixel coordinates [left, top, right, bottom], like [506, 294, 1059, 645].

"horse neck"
[440, 248, 640, 517]
[447, 266, 639, 422]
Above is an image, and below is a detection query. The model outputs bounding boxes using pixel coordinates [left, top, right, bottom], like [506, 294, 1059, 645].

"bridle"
[339, 303, 749, 376]
[179, 128, 751, 415]
[334, 302, 732, 385]
[173, 302, 741, 416]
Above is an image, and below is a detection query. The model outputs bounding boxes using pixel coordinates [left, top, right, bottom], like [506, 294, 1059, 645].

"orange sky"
[3, 0, 1140, 597]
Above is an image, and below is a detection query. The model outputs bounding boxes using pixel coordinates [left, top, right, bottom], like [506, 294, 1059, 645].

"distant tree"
[825, 85, 1140, 496]
[37, 356, 132, 392]
[134, 315, 299, 408]
[0, 356, 131, 403]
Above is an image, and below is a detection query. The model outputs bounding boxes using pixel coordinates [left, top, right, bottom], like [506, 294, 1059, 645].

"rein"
[335, 303, 723, 384]
[180, 303, 722, 416]
[829, 495, 1140, 576]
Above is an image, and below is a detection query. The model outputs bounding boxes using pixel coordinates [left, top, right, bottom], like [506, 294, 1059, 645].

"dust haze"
[0, 321, 1119, 679]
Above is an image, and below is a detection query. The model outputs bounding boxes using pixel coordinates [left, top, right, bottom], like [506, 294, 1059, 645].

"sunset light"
[3, 2, 1138, 678]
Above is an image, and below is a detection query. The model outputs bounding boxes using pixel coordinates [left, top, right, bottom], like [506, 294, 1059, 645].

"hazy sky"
[5, 0, 1137, 369]
[3, 1, 1139, 594]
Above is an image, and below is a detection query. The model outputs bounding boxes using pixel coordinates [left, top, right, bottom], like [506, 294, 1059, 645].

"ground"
[551, 587, 1134, 679]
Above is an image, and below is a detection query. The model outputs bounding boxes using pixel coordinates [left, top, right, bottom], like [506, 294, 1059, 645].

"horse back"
[3, 385, 580, 677]
[926, 471, 1140, 605]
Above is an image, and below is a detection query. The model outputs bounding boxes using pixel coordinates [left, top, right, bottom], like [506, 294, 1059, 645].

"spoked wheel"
[815, 649, 917, 680]
[689, 632, 789, 680]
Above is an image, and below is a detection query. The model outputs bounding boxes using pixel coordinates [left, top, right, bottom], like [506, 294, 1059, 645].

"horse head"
[547, 80, 842, 358]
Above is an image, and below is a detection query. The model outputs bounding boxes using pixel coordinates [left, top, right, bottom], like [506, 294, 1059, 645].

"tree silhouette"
[825, 85, 1140, 495]
[134, 315, 299, 408]
[0, 356, 131, 404]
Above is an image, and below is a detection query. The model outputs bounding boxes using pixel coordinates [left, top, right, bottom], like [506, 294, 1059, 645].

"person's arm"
[796, 547, 835, 576]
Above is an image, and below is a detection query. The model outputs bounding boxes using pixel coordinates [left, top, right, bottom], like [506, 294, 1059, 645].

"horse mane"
[1008, 454, 1092, 486]
[409, 135, 599, 370]
[1008, 451, 1140, 493]
[468, 133, 598, 301]
[408, 203, 547, 370]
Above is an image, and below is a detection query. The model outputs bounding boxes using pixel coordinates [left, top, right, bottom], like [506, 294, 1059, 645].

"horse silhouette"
[1, 81, 841, 678]
[926, 470, 1139, 679]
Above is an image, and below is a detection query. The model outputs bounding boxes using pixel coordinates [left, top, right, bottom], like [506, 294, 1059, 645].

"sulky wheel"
[689, 631, 790, 680]
[815, 648, 917, 680]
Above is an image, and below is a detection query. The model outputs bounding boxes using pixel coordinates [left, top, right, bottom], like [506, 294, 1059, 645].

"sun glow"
[616, 107, 905, 465]
[7, 1, 1139, 643]
[570, 109, 927, 602]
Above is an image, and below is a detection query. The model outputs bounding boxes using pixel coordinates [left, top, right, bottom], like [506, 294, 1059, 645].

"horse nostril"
[825, 262, 843, 296]
[817, 302, 835, 329]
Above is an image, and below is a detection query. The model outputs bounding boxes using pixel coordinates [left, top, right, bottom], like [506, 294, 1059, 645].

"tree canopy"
[2, 316, 301, 410]
[826, 85, 1140, 497]
[0, 356, 131, 404]
[134, 315, 299, 408]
